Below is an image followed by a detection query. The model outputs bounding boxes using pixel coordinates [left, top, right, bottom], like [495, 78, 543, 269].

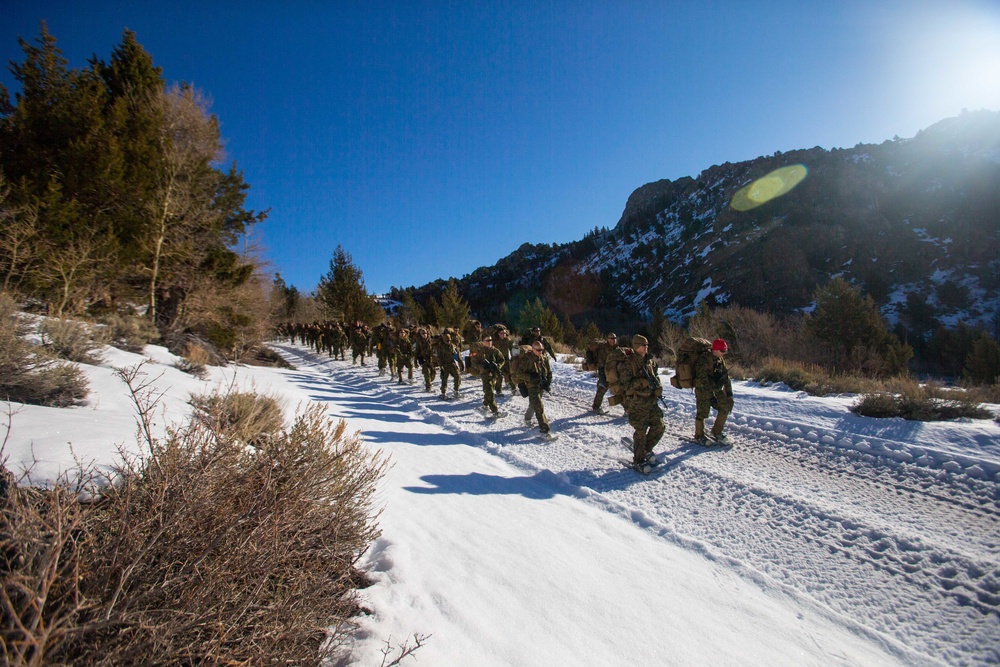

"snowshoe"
[538, 431, 559, 442]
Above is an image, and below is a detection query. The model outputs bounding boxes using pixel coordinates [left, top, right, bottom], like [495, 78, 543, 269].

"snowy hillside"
[420, 110, 1000, 332]
[4, 340, 999, 665]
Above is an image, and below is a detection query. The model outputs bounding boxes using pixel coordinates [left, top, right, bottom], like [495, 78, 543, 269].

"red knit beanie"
[712, 338, 728, 352]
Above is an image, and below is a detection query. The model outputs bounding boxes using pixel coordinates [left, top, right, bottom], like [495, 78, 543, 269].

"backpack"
[582, 339, 603, 371]
[604, 347, 634, 406]
[508, 346, 534, 384]
[670, 337, 712, 389]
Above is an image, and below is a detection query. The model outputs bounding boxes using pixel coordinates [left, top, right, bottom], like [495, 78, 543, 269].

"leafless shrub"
[188, 389, 284, 446]
[99, 314, 160, 353]
[174, 342, 211, 379]
[379, 633, 431, 666]
[2, 363, 389, 666]
[39, 318, 103, 365]
[0, 292, 89, 407]
[852, 378, 993, 420]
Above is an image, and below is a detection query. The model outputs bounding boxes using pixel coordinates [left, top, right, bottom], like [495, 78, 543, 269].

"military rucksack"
[508, 346, 535, 384]
[603, 346, 634, 406]
[670, 337, 712, 388]
[582, 339, 603, 371]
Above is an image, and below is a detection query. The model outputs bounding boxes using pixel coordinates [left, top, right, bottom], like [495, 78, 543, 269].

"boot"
[694, 419, 706, 443]
[711, 411, 729, 438]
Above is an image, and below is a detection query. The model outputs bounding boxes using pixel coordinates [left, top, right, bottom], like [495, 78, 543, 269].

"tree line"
[0, 25, 268, 354]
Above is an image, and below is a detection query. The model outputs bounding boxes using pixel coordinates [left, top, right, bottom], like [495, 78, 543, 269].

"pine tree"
[806, 277, 911, 375]
[317, 246, 382, 326]
[438, 279, 470, 329]
[964, 334, 1000, 386]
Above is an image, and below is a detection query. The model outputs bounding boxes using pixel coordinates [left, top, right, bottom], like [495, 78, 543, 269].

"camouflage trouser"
[592, 369, 609, 411]
[439, 362, 461, 394]
[421, 361, 437, 390]
[351, 345, 366, 365]
[481, 372, 501, 413]
[625, 396, 664, 461]
[696, 387, 733, 434]
[395, 358, 413, 382]
[524, 390, 550, 434]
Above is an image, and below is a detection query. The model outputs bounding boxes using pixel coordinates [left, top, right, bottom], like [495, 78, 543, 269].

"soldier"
[694, 338, 734, 444]
[470, 334, 506, 418]
[590, 332, 619, 415]
[491, 325, 514, 396]
[372, 323, 393, 376]
[618, 335, 665, 471]
[414, 327, 437, 391]
[433, 331, 462, 399]
[512, 341, 555, 440]
[520, 326, 557, 360]
[331, 322, 347, 360]
[393, 328, 415, 384]
[350, 322, 369, 366]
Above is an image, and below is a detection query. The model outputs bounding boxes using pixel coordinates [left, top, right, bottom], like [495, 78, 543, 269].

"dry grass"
[0, 292, 89, 407]
[39, 318, 103, 365]
[852, 377, 994, 421]
[175, 342, 212, 379]
[2, 363, 390, 666]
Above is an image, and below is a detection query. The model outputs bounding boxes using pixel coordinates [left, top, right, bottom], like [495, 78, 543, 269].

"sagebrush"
[1, 367, 388, 666]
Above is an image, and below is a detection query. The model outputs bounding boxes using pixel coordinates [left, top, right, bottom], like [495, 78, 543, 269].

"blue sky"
[3, 1, 999, 295]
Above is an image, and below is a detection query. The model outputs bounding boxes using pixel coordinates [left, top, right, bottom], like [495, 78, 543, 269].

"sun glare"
[891, 4, 1000, 119]
[730, 164, 808, 212]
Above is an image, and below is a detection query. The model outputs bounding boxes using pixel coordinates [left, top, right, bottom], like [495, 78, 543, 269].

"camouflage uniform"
[694, 351, 733, 439]
[350, 324, 369, 365]
[520, 328, 557, 360]
[433, 333, 462, 397]
[470, 339, 505, 415]
[393, 329, 415, 384]
[591, 334, 619, 413]
[491, 326, 515, 394]
[414, 328, 437, 391]
[619, 347, 665, 464]
[331, 323, 347, 360]
[514, 347, 553, 435]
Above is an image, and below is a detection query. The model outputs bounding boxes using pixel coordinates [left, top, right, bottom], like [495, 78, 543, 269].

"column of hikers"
[277, 320, 733, 472]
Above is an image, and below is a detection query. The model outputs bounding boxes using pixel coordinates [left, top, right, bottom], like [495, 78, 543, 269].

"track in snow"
[274, 343, 1000, 666]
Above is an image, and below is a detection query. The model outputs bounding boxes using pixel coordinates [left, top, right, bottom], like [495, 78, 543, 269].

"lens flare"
[730, 164, 808, 211]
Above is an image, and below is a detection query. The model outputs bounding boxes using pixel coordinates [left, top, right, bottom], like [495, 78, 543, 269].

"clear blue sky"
[3, 1, 999, 295]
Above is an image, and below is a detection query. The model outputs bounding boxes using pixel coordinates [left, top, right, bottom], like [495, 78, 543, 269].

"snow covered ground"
[4, 338, 999, 666]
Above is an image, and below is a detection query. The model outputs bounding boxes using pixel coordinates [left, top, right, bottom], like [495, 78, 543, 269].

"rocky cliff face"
[414, 110, 1000, 337]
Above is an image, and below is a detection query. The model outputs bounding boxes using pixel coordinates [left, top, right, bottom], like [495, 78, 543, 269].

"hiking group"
[279, 321, 733, 470]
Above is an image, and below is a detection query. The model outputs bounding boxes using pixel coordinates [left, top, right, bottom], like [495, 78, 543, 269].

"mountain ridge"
[401, 110, 1000, 339]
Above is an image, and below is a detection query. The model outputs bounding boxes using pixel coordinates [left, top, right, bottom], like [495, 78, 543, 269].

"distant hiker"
[520, 326, 557, 360]
[491, 325, 515, 395]
[618, 335, 665, 467]
[471, 335, 506, 418]
[694, 338, 734, 444]
[590, 332, 619, 414]
[350, 322, 369, 366]
[434, 331, 462, 399]
[393, 328, 415, 384]
[512, 341, 555, 439]
[414, 327, 437, 391]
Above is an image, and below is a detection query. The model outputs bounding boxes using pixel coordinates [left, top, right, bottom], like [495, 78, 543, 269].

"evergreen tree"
[964, 334, 1000, 386]
[316, 246, 382, 325]
[397, 290, 425, 327]
[438, 279, 470, 329]
[580, 320, 603, 344]
[806, 277, 911, 375]
[423, 295, 441, 328]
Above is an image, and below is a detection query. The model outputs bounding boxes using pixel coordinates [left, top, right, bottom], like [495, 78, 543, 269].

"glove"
[485, 361, 499, 374]
[517, 383, 529, 398]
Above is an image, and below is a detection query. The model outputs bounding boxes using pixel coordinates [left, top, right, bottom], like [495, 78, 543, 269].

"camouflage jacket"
[694, 353, 732, 394]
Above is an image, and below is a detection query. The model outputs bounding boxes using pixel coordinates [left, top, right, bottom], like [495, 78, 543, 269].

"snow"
[4, 339, 1000, 666]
